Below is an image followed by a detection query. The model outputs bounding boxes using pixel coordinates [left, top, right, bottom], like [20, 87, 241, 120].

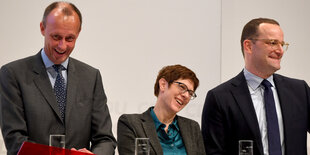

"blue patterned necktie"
[53, 65, 67, 122]
[261, 79, 282, 155]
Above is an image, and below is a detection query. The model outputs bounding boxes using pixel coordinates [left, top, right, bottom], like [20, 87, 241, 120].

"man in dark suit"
[202, 18, 310, 155]
[0, 2, 116, 155]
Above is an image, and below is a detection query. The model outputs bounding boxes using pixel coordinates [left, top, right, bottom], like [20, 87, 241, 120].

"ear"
[158, 78, 168, 92]
[243, 39, 253, 54]
[40, 22, 45, 36]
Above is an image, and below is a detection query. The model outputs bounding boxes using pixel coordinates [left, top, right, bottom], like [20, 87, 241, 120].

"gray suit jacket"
[117, 107, 206, 155]
[0, 51, 116, 155]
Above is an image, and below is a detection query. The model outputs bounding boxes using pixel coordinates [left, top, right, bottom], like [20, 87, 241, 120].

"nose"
[273, 44, 284, 54]
[277, 46, 284, 54]
[58, 39, 67, 50]
[181, 91, 191, 99]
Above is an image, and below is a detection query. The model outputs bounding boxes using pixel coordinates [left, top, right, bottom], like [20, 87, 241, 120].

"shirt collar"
[150, 107, 179, 131]
[41, 48, 69, 69]
[243, 68, 275, 89]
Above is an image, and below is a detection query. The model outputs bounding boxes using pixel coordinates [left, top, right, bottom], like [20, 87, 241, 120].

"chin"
[273, 65, 281, 72]
[171, 106, 182, 114]
[176, 106, 185, 112]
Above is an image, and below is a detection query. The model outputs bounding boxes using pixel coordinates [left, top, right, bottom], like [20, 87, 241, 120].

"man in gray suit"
[0, 2, 116, 155]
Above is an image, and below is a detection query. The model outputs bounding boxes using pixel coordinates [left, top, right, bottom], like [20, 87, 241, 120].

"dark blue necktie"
[261, 79, 282, 155]
[53, 65, 66, 122]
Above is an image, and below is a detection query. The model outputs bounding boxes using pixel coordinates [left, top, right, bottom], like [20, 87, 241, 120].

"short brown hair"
[154, 64, 199, 97]
[240, 18, 279, 56]
[42, 1, 82, 31]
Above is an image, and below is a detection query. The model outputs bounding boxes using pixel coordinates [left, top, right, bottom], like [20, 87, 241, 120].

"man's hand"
[71, 148, 94, 154]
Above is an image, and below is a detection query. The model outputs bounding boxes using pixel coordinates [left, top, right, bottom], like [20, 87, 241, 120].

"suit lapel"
[231, 71, 264, 155]
[178, 117, 193, 154]
[32, 52, 63, 122]
[273, 74, 291, 153]
[141, 109, 163, 155]
[64, 59, 78, 126]
[273, 74, 291, 121]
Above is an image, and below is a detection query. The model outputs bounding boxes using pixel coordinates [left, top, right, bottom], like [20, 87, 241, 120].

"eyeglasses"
[250, 38, 289, 51]
[173, 82, 197, 100]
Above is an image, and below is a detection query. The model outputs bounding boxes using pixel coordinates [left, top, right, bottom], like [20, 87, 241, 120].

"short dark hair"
[42, 1, 82, 31]
[240, 18, 279, 56]
[154, 64, 199, 97]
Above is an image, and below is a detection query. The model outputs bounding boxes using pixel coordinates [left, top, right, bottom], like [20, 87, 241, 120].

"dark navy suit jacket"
[202, 71, 310, 155]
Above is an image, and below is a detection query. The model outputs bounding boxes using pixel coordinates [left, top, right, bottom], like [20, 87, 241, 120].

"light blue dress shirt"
[244, 68, 284, 155]
[41, 49, 68, 88]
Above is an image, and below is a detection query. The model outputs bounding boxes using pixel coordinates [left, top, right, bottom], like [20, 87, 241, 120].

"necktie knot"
[261, 79, 272, 89]
[52, 65, 65, 73]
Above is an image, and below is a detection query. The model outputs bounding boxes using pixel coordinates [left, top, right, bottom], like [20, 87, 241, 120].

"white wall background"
[0, 0, 309, 154]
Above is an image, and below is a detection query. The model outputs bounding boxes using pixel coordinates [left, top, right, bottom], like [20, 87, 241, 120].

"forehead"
[175, 78, 194, 90]
[257, 23, 283, 39]
[45, 8, 80, 34]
